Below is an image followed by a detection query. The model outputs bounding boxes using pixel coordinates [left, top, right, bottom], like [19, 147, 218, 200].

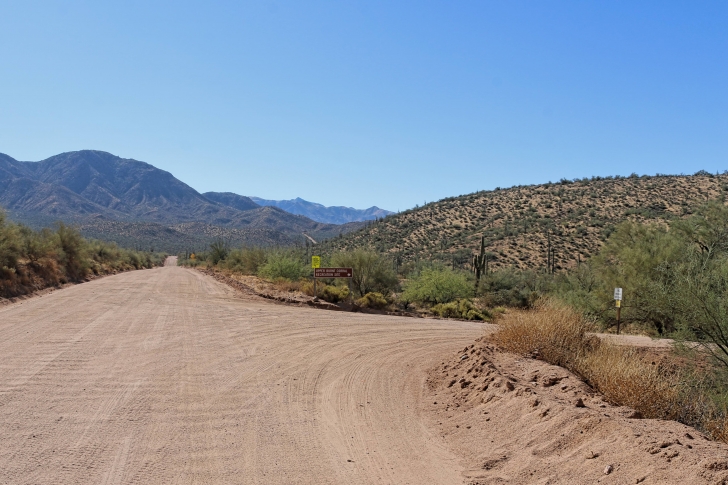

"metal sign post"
[614, 287, 623, 334]
[312, 256, 321, 299]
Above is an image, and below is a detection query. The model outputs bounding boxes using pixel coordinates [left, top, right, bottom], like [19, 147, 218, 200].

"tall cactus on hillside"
[473, 236, 488, 294]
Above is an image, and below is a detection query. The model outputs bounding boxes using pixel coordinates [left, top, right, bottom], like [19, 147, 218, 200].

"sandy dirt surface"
[3, 263, 727, 484]
[426, 339, 728, 485]
[0, 264, 485, 484]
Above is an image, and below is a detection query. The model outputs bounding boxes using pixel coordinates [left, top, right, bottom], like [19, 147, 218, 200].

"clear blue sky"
[1, 1, 726, 211]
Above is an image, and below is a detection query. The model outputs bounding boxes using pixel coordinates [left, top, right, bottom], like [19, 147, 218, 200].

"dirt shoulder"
[425, 337, 728, 485]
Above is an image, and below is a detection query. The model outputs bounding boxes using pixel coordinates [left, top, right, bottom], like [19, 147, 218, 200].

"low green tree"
[258, 251, 308, 281]
[55, 223, 89, 280]
[223, 247, 267, 274]
[330, 250, 398, 297]
[401, 267, 473, 305]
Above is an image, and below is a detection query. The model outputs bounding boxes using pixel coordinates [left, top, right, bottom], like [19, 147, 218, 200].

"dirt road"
[0, 263, 484, 484]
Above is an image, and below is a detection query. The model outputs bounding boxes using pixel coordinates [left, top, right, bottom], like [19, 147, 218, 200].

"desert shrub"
[477, 269, 547, 309]
[300, 280, 315, 296]
[321, 284, 350, 303]
[491, 301, 598, 368]
[355, 292, 388, 309]
[209, 239, 230, 265]
[19, 226, 55, 263]
[431, 299, 487, 320]
[180, 251, 209, 267]
[223, 248, 267, 274]
[0, 211, 21, 271]
[55, 223, 89, 280]
[330, 250, 398, 297]
[272, 278, 303, 293]
[401, 267, 473, 305]
[258, 251, 308, 281]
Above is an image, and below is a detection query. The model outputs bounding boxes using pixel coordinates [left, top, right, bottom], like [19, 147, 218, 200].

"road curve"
[0, 265, 484, 484]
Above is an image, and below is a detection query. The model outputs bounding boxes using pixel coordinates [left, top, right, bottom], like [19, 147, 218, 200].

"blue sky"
[1, 1, 726, 211]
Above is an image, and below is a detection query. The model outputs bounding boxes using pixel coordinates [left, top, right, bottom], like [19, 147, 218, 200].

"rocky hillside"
[322, 172, 727, 271]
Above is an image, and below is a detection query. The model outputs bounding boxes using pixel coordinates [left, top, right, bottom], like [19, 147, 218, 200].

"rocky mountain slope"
[321, 172, 728, 271]
[202, 191, 260, 212]
[0, 150, 363, 251]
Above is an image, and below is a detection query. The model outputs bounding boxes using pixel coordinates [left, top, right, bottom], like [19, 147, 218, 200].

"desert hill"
[0, 150, 364, 251]
[322, 172, 727, 271]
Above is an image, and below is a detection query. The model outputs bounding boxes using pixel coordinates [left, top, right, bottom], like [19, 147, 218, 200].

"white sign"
[614, 288, 623, 301]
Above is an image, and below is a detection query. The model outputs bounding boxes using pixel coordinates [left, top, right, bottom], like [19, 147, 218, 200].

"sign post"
[313, 267, 354, 302]
[312, 256, 321, 299]
[614, 288, 623, 334]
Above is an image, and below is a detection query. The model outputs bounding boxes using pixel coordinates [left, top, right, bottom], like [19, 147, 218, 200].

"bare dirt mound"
[426, 338, 728, 485]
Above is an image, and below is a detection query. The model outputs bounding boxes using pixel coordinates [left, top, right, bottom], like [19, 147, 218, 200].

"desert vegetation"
[0, 210, 165, 299]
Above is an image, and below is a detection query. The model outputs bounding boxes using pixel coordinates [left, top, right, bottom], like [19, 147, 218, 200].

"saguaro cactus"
[473, 236, 488, 293]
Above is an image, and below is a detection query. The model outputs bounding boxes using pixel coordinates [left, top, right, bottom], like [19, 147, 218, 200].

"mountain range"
[247, 197, 392, 224]
[0, 150, 374, 252]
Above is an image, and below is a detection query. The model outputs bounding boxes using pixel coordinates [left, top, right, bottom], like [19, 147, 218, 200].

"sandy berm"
[1, 258, 727, 484]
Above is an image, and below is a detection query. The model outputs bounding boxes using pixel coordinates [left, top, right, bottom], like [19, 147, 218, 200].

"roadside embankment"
[196, 267, 422, 316]
[426, 339, 728, 485]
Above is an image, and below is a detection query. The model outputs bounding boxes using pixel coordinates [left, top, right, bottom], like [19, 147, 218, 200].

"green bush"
[56, 223, 89, 280]
[330, 250, 398, 297]
[477, 269, 547, 309]
[355, 292, 388, 309]
[0, 212, 21, 270]
[222, 248, 267, 274]
[321, 284, 350, 303]
[431, 298, 488, 320]
[401, 267, 473, 305]
[258, 251, 308, 281]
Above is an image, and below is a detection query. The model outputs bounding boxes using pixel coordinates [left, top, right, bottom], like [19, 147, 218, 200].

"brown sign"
[314, 267, 353, 278]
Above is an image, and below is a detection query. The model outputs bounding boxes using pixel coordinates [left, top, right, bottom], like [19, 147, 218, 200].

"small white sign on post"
[614, 288, 623, 301]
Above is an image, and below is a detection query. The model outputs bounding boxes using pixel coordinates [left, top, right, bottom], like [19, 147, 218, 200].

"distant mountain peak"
[247, 196, 393, 224]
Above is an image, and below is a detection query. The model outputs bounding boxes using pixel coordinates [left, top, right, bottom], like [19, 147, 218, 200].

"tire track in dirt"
[0, 266, 483, 484]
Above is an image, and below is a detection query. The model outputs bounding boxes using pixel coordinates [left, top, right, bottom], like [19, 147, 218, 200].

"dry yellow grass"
[490, 302, 728, 440]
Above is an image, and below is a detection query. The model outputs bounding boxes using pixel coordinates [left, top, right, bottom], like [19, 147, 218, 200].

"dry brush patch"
[491, 302, 728, 442]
